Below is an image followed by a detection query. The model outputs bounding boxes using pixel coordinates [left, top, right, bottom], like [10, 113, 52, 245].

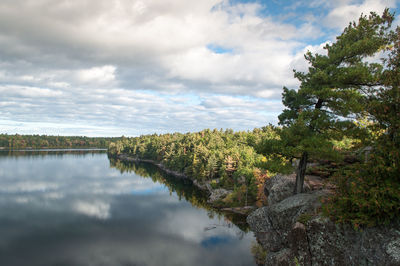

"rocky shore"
[247, 174, 400, 266]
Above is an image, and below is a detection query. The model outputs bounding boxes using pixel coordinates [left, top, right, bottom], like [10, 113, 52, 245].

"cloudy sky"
[0, 0, 398, 136]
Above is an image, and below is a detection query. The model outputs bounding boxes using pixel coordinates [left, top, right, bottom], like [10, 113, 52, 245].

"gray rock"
[248, 187, 400, 266]
[247, 190, 325, 233]
[247, 206, 273, 232]
[306, 216, 350, 265]
[265, 249, 293, 266]
[246, 207, 284, 252]
[247, 190, 326, 254]
[267, 190, 326, 232]
[386, 238, 400, 265]
[264, 174, 311, 205]
[306, 217, 400, 266]
[207, 188, 231, 203]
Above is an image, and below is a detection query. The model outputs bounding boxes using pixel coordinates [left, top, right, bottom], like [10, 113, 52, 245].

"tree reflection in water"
[108, 157, 250, 232]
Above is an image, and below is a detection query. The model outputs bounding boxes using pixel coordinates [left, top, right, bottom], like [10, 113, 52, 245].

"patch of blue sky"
[206, 44, 234, 54]
[257, 1, 334, 44]
[226, 0, 400, 47]
[227, 0, 329, 21]
[217, 1, 333, 45]
[200, 235, 232, 248]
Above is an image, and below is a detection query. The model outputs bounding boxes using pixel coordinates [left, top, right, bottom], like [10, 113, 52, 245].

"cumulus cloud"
[77, 65, 117, 85]
[324, 0, 397, 29]
[0, 0, 397, 135]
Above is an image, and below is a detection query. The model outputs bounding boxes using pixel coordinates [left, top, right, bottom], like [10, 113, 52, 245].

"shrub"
[323, 149, 400, 228]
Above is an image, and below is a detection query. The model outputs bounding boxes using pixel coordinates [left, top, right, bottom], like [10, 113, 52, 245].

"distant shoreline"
[0, 148, 107, 151]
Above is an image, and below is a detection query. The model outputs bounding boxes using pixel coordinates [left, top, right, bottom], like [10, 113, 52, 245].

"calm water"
[0, 150, 256, 266]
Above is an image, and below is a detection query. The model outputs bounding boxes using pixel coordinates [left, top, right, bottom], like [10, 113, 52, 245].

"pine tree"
[279, 10, 394, 194]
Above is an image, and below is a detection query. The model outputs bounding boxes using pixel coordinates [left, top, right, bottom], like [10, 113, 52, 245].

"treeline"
[108, 127, 291, 206]
[0, 149, 106, 158]
[0, 134, 121, 149]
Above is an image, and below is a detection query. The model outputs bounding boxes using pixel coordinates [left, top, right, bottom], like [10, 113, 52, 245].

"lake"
[0, 150, 257, 266]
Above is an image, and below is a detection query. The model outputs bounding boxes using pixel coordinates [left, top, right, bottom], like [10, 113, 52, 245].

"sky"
[0, 0, 399, 137]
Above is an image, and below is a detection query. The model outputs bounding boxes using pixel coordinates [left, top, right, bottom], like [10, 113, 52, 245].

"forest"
[0, 134, 120, 149]
[109, 127, 292, 207]
[108, 10, 400, 227]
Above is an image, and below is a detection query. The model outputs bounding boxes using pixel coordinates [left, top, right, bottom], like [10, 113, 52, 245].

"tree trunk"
[294, 151, 308, 194]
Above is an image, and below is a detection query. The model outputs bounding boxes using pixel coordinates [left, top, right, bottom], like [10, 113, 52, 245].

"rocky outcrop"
[247, 190, 327, 257]
[305, 217, 400, 265]
[208, 188, 232, 203]
[248, 174, 400, 266]
[264, 174, 327, 205]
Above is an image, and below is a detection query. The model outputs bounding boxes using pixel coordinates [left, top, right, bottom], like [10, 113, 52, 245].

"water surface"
[0, 150, 256, 266]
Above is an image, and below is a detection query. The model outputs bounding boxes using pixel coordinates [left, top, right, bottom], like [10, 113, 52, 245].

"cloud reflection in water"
[0, 151, 256, 266]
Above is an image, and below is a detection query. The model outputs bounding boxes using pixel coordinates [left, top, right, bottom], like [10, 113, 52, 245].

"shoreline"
[112, 153, 256, 215]
[115, 153, 194, 182]
[0, 148, 108, 151]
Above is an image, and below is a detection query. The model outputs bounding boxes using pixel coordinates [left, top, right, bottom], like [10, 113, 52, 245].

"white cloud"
[0, 181, 59, 193]
[0, 0, 302, 94]
[324, 0, 397, 29]
[0, 85, 64, 98]
[77, 65, 117, 85]
[73, 200, 111, 219]
[0, 0, 396, 135]
[290, 41, 330, 75]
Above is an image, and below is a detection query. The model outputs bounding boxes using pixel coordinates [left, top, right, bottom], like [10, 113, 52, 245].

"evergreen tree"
[279, 10, 394, 194]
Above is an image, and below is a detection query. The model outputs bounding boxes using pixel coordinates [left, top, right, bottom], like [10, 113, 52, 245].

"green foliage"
[277, 9, 394, 154]
[0, 134, 119, 149]
[277, 10, 394, 162]
[108, 127, 287, 206]
[275, 8, 400, 225]
[331, 136, 360, 151]
[251, 241, 267, 265]
[297, 213, 313, 225]
[323, 148, 400, 227]
[319, 10, 400, 227]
